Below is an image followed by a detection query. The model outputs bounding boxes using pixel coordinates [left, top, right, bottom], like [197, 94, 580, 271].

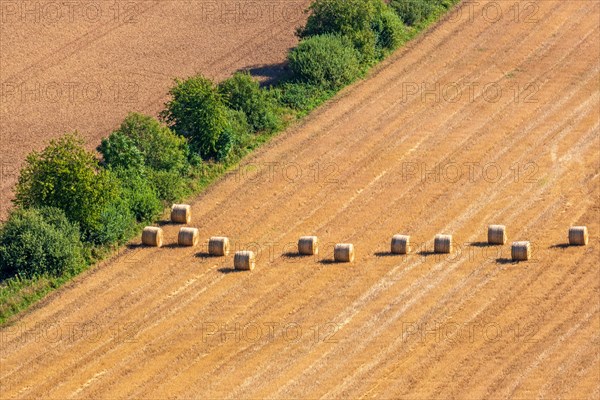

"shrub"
[97, 131, 145, 171]
[297, 0, 404, 64]
[88, 197, 135, 246]
[112, 168, 162, 223]
[14, 134, 120, 240]
[161, 76, 230, 160]
[275, 82, 335, 114]
[100, 113, 189, 174]
[147, 169, 189, 204]
[372, 6, 407, 54]
[288, 34, 362, 90]
[218, 72, 282, 133]
[218, 109, 253, 162]
[390, 0, 435, 26]
[0, 207, 86, 278]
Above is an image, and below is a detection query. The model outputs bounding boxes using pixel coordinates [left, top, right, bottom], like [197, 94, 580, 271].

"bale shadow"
[162, 243, 180, 249]
[374, 251, 398, 257]
[126, 243, 144, 250]
[217, 267, 244, 274]
[195, 251, 222, 259]
[417, 250, 438, 257]
[470, 241, 495, 248]
[319, 259, 339, 265]
[549, 243, 570, 249]
[496, 257, 515, 264]
[282, 251, 308, 259]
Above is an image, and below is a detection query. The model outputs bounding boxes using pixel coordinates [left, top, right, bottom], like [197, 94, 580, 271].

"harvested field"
[1, 1, 599, 399]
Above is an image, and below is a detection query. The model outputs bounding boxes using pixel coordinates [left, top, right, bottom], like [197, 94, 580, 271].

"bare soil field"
[1, 1, 599, 398]
[0, 0, 311, 218]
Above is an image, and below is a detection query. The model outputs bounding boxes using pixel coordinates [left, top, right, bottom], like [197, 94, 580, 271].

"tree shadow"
[243, 62, 291, 86]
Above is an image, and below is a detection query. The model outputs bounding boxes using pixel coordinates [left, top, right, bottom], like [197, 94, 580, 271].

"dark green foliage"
[218, 72, 282, 133]
[14, 134, 120, 240]
[274, 82, 335, 114]
[390, 0, 435, 26]
[372, 6, 408, 53]
[297, 0, 405, 64]
[97, 131, 145, 171]
[88, 198, 135, 246]
[146, 169, 189, 205]
[112, 168, 162, 223]
[0, 207, 86, 278]
[161, 76, 230, 160]
[288, 34, 363, 90]
[100, 113, 189, 174]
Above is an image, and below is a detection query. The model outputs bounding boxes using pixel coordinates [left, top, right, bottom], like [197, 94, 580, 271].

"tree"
[14, 134, 120, 240]
[161, 76, 230, 160]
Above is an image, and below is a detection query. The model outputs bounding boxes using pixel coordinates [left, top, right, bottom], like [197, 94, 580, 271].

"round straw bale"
[171, 204, 191, 224]
[298, 236, 319, 255]
[234, 251, 255, 271]
[142, 226, 163, 247]
[568, 226, 588, 246]
[434, 234, 452, 254]
[209, 236, 230, 256]
[391, 235, 410, 254]
[511, 241, 531, 261]
[178, 227, 199, 247]
[334, 243, 354, 263]
[488, 225, 507, 245]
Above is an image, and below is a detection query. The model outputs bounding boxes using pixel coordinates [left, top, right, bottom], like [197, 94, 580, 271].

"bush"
[373, 6, 407, 54]
[88, 197, 135, 246]
[112, 168, 162, 223]
[97, 131, 145, 171]
[288, 34, 363, 90]
[390, 0, 435, 26]
[218, 109, 253, 162]
[147, 169, 189, 204]
[275, 82, 335, 115]
[0, 207, 86, 278]
[100, 113, 189, 174]
[298, 0, 405, 64]
[218, 72, 282, 133]
[15, 134, 120, 240]
[161, 76, 230, 160]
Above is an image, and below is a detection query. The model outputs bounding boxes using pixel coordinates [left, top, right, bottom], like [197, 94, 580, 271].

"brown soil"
[1, 1, 599, 398]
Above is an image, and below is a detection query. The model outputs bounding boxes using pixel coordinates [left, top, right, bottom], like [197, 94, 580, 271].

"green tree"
[14, 134, 120, 240]
[288, 34, 363, 90]
[218, 72, 282, 133]
[108, 113, 190, 173]
[161, 76, 230, 160]
[298, 0, 405, 64]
